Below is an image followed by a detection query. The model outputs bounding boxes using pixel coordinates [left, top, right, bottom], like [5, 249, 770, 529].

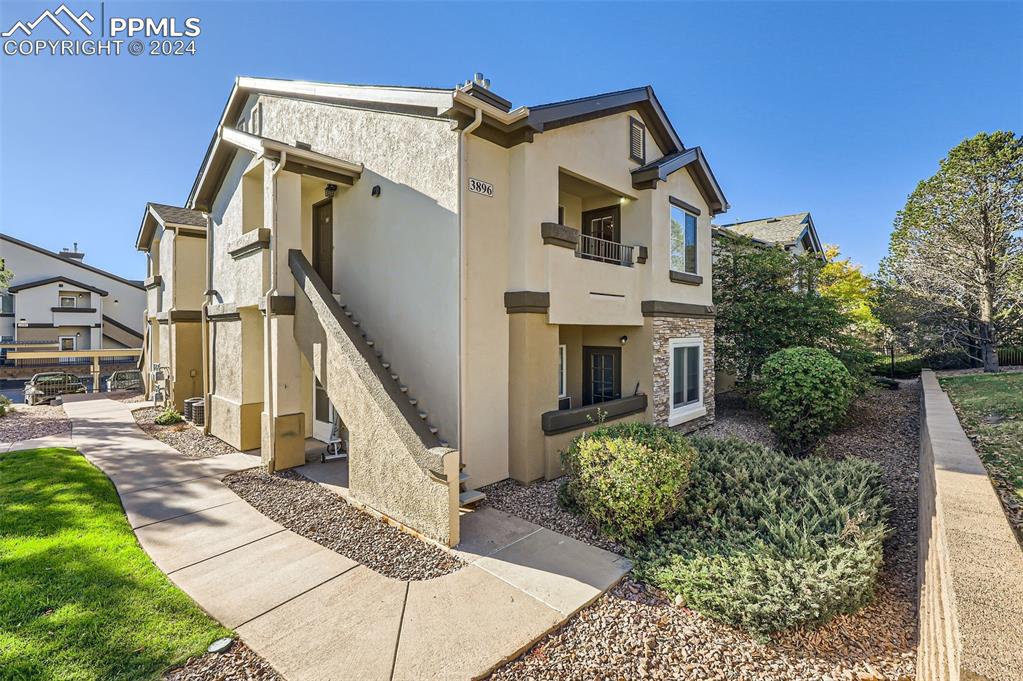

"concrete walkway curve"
[60, 397, 630, 680]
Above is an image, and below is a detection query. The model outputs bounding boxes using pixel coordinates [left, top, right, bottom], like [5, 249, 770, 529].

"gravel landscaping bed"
[133, 407, 239, 458]
[115, 391, 148, 403]
[223, 467, 464, 580]
[0, 404, 71, 442]
[489, 382, 920, 680]
[163, 640, 281, 681]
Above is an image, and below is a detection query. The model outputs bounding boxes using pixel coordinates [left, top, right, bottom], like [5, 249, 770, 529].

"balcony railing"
[576, 234, 634, 267]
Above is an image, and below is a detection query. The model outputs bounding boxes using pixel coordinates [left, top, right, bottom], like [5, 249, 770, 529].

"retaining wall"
[917, 370, 1023, 680]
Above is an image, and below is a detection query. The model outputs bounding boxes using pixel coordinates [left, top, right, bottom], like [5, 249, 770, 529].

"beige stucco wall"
[173, 233, 206, 311]
[169, 322, 203, 411]
[462, 108, 716, 487]
[251, 95, 461, 448]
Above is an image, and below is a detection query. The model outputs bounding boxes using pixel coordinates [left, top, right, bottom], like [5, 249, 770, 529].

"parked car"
[106, 369, 143, 392]
[24, 372, 86, 406]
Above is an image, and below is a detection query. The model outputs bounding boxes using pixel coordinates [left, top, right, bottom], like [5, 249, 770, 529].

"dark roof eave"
[8, 275, 109, 296]
[0, 232, 144, 290]
[631, 147, 729, 215]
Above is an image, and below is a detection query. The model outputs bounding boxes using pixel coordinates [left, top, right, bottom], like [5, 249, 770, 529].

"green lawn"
[940, 372, 1023, 500]
[0, 448, 229, 681]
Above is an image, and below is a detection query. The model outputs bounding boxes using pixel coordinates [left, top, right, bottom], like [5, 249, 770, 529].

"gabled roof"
[526, 86, 683, 156]
[190, 128, 364, 213]
[136, 202, 207, 251]
[185, 77, 724, 212]
[7, 275, 109, 296]
[716, 212, 825, 255]
[631, 148, 729, 215]
[0, 232, 144, 289]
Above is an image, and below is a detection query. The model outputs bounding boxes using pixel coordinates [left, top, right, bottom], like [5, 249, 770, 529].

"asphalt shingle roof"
[719, 212, 810, 245]
[149, 203, 206, 228]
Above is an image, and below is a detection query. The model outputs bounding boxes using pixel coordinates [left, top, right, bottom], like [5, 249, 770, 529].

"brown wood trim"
[669, 196, 702, 216]
[540, 222, 579, 249]
[504, 291, 550, 314]
[669, 270, 703, 286]
[258, 295, 296, 316]
[641, 300, 715, 318]
[205, 303, 239, 321]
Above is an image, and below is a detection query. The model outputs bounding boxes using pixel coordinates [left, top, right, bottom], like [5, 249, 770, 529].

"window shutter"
[629, 117, 646, 163]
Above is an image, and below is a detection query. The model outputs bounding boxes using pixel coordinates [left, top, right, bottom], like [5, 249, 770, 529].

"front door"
[580, 205, 620, 242]
[312, 376, 335, 441]
[582, 346, 621, 405]
[312, 199, 333, 290]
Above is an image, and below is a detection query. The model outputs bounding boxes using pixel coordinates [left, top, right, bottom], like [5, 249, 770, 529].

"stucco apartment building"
[155, 75, 728, 546]
[0, 233, 145, 352]
[135, 203, 208, 411]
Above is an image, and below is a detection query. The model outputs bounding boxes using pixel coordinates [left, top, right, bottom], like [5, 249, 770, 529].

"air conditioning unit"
[191, 398, 205, 427]
[183, 397, 202, 422]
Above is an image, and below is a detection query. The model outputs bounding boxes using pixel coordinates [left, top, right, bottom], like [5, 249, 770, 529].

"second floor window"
[60, 296, 76, 308]
[670, 203, 698, 275]
[1, 293, 13, 315]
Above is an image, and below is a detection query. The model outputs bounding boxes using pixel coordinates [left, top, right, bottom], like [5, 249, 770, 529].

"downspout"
[457, 106, 483, 461]
[263, 150, 287, 472]
[201, 212, 215, 435]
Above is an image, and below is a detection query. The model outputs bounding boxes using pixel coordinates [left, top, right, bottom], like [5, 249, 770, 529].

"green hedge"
[631, 437, 888, 637]
[759, 347, 855, 456]
[562, 422, 697, 540]
[154, 408, 183, 425]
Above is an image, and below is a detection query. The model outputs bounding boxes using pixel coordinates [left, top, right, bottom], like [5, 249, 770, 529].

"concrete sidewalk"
[62, 398, 630, 680]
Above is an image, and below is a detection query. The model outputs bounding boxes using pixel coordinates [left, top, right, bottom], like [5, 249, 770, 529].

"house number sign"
[468, 177, 494, 197]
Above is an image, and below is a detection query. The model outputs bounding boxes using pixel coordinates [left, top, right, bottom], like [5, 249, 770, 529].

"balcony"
[576, 233, 634, 267]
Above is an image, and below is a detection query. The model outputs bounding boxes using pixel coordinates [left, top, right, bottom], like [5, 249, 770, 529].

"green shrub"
[870, 353, 922, 378]
[0, 395, 11, 417]
[561, 422, 697, 540]
[631, 437, 888, 637]
[759, 346, 855, 455]
[154, 407, 184, 425]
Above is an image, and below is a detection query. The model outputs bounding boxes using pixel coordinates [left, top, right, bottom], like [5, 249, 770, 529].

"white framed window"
[558, 344, 567, 398]
[58, 335, 77, 352]
[668, 337, 705, 426]
[669, 203, 698, 275]
[59, 295, 76, 308]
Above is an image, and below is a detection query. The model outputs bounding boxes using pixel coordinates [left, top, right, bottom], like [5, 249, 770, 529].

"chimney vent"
[58, 243, 85, 262]
[460, 73, 512, 113]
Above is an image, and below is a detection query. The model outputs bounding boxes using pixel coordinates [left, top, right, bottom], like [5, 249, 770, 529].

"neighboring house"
[713, 211, 824, 256]
[167, 75, 728, 546]
[135, 203, 208, 411]
[0, 233, 145, 351]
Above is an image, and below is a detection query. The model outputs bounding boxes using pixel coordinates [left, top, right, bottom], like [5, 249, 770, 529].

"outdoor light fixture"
[620, 335, 628, 345]
[371, 185, 381, 197]
[324, 184, 337, 199]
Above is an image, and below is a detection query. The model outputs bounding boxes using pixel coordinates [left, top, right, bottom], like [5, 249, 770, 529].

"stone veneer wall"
[650, 316, 715, 431]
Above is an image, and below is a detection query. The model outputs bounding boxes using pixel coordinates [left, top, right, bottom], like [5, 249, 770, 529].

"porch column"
[261, 167, 306, 471]
[91, 356, 101, 393]
[507, 300, 559, 483]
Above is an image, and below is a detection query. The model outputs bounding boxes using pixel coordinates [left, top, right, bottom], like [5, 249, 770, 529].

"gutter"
[457, 105, 483, 464]
[201, 212, 215, 435]
[263, 150, 287, 471]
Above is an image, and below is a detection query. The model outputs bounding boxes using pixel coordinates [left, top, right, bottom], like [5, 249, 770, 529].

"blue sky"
[1, 1, 1020, 279]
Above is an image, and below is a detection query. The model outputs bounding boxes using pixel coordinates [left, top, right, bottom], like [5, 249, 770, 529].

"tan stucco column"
[507, 310, 559, 483]
[261, 167, 306, 471]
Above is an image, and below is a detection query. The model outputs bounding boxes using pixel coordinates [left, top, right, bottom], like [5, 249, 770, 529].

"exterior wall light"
[325, 184, 338, 199]
[620, 335, 628, 345]
[371, 185, 381, 197]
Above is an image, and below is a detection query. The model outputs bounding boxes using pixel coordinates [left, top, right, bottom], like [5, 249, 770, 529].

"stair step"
[418, 411, 428, 420]
[439, 440, 449, 447]
[353, 321, 360, 327]
[459, 489, 486, 507]
[428, 426, 439, 434]
[381, 362, 390, 370]
[459, 471, 469, 483]
[344, 310, 352, 317]
[408, 398, 418, 406]
[399, 385, 409, 393]
[366, 340, 375, 347]
[391, 373, 399, 381]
